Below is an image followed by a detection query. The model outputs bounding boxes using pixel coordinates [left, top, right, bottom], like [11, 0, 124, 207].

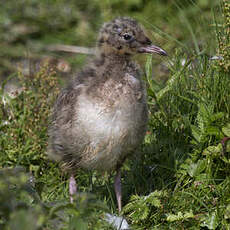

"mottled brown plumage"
[48, 17, 167, 212]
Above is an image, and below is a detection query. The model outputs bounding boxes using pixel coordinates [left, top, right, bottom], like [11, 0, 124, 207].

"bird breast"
[73, 74, 148, 171]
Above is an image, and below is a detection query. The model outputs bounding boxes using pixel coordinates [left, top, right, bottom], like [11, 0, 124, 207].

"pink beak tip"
[138, 45, 167, 56]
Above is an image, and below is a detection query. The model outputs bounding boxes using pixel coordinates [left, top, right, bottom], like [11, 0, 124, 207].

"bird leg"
[114, 168, 122, 213]
[69, 174, 77, 203]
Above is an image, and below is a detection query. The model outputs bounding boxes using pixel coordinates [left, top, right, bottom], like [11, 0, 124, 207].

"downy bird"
[48, 17, 167, 212]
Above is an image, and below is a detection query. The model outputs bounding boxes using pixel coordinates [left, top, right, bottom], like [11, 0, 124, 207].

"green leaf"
[200, 212, 219, 229]
[69, 217, 88, 230]
[156, 58, 192, 100]
[224, 204, 230, 219]
[191, 125, 201, 142]
[222, 123, 230, 136]
[166, 210, 194, 222]
[202, 144, 222, 156]
[145, 54, 161, 94]
[187, 159, 206, 178]
[205, 126, 221, 137]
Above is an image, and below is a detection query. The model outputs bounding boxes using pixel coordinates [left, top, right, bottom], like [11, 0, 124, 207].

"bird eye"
[123, 34, 132, 40]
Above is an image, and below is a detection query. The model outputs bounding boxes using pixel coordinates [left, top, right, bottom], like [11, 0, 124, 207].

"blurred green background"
[0, 0, 220, 80]
[1, 0, 230, 229]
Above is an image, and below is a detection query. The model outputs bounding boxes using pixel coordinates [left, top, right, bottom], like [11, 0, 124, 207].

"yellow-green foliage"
[0, 66, 112, 230]
[1, 1, 230, 229]
[218, 0, 230, 73]
[0, 64, 59, 172]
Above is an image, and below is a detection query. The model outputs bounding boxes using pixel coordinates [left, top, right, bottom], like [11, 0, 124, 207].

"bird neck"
[96, 50, 132, 64]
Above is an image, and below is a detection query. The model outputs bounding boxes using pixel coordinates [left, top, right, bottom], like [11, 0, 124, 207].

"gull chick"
[48, 17, 167, 212]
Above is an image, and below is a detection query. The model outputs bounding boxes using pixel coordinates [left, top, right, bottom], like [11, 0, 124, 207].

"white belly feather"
[75, 94, 143, 170]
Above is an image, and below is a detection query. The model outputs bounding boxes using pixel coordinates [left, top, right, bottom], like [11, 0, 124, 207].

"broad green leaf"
[191, 125, 201, 142]
[222, 123, 230, 136]
[202, 144, 222, 156]
[200, 212, 219, 229]
[187, 159, 206, 178]
[166, 210, 194, 222]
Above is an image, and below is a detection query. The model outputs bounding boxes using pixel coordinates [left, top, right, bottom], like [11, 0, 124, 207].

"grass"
[0, 0, 230, 229]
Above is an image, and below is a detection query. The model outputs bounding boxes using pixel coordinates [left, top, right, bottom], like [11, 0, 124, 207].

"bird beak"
[138, 45, 167, 56]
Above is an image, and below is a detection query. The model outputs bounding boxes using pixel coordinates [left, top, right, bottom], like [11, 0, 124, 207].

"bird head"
[97, 17, 167, 57]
